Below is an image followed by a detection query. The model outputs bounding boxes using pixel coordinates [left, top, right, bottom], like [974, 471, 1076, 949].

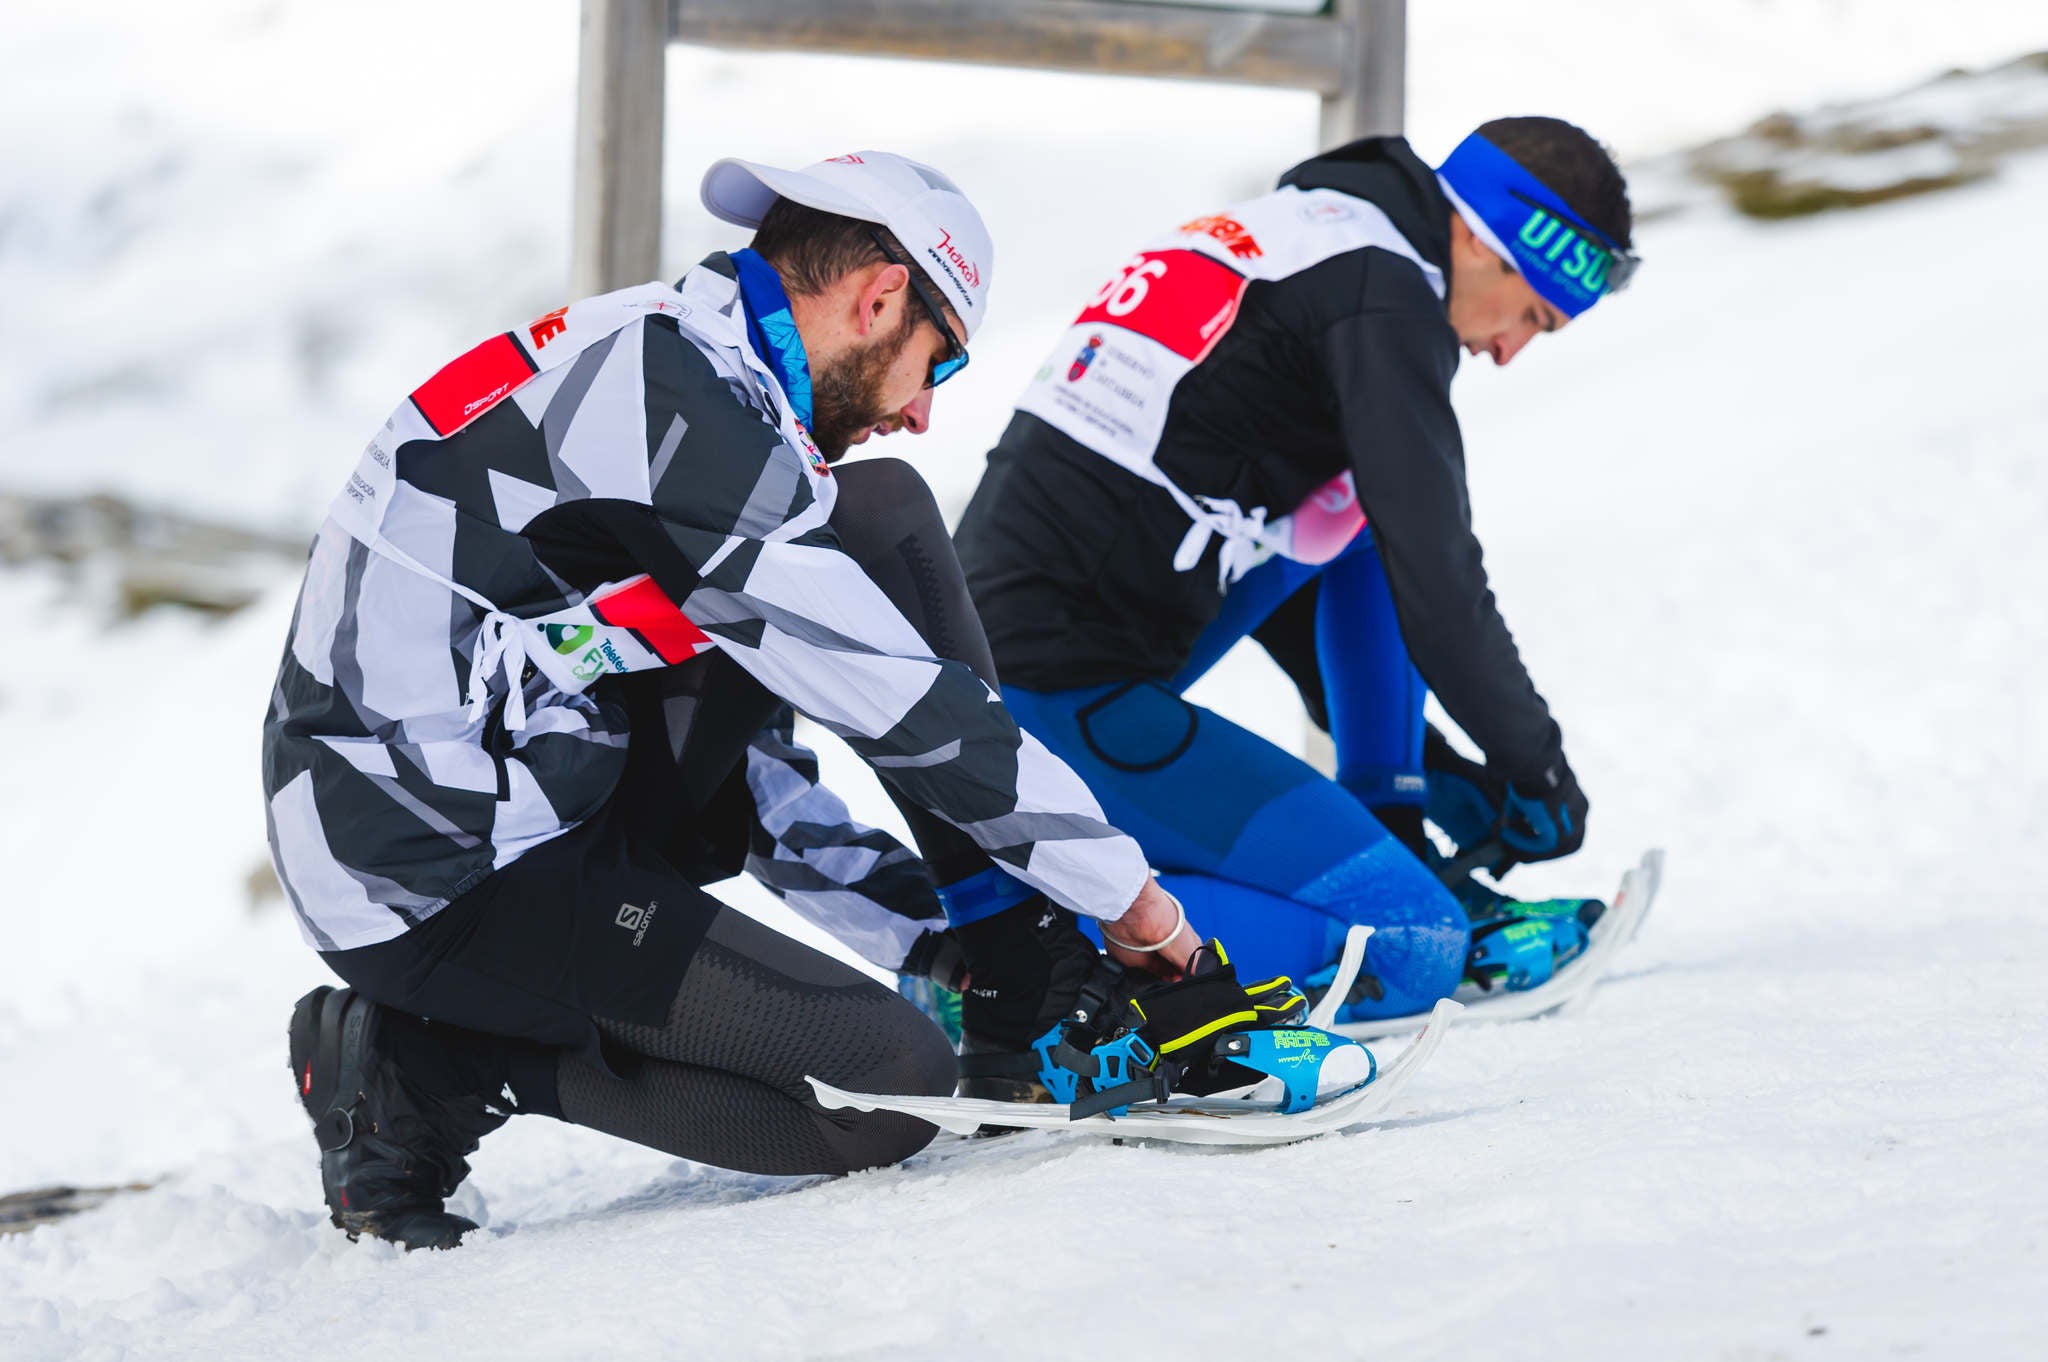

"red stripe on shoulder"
[590, 576, 713, 664]
[409, 333, 538, 437]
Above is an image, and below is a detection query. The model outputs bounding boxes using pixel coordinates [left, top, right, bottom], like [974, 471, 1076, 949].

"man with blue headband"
[942, 118, 1639, 1077]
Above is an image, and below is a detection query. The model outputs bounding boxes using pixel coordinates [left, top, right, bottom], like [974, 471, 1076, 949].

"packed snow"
[4, 2, 2047, 1359]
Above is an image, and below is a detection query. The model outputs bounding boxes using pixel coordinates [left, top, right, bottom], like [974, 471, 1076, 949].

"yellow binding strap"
[1155, 1009, 1260, 1055]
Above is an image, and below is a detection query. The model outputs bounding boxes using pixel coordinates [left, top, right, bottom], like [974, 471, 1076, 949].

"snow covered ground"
[4, 3, 2048, 1359]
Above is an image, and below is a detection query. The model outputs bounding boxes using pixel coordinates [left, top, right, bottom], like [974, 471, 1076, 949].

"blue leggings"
[1005, 534, 1466, 1019]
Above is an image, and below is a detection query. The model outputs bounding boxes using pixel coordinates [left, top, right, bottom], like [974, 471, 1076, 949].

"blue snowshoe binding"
[1455, 878, 1606, 993]
[1031, 941, 1375, 1119]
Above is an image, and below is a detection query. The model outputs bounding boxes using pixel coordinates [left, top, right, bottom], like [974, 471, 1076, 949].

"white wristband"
[1100, 892, 1187, 953]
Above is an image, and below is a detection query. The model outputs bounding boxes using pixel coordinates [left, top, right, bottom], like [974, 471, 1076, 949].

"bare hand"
[1102, 876, 1199, 980]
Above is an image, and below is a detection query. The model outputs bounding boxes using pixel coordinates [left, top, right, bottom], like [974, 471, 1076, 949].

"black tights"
[557, 908, 956, 1175]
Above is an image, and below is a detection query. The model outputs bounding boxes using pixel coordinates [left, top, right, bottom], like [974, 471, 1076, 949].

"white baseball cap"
[701, 150, 994, 340]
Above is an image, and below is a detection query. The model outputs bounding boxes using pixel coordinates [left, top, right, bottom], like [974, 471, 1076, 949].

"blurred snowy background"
[3, 3, 2046, 1359]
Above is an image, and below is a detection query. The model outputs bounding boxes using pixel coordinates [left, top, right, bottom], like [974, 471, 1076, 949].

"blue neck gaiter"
[731, 248, 814, 428]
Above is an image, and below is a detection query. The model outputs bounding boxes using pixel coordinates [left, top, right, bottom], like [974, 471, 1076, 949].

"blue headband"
[1437, 133, 1636, 318]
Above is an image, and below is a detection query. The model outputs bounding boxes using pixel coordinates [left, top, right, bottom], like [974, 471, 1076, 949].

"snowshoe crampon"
[1029, 938, 1372, 1118]
[809, 926, 1460, 1148]
[1463, 899, 1601, 994]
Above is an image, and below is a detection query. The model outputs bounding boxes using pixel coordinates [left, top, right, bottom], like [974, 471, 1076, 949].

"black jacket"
[955, 137, 1563, 782]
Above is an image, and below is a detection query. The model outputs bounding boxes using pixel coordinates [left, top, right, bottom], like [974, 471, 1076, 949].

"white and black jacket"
[263, 257, 1149, 956]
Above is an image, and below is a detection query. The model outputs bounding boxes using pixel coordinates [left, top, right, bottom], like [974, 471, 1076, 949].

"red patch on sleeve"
[591, 576, 713, 664]
[409, 333, 537, 436]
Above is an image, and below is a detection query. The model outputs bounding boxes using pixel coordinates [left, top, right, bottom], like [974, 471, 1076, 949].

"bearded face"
[806, 306, 919, 462]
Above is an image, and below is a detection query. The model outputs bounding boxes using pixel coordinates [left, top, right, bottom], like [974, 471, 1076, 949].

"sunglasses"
[1507, 191, 1642, 293]
[870, 230, 969, 387]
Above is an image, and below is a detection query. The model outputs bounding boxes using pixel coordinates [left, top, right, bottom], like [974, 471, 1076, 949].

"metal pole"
[572, 0, 668, 297]
[1319, 0, 1404, 149]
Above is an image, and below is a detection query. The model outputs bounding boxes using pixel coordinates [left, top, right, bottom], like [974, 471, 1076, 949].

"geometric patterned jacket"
[262, 256, 1147, 957]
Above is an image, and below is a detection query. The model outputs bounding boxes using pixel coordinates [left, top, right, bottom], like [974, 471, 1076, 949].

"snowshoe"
[288, 986, 509, 1251]
[1029, 940, 1374, 1119]
[1333, 849, 1665, 1040]
[1458, 882, 1605, 994]
[809, 927, 1460, 1148]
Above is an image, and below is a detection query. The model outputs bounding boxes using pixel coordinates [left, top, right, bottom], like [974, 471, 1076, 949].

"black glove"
[954, 897, 1101, 1055]
[899, 927, 968, 993]
[1496, 751, 1589, 865]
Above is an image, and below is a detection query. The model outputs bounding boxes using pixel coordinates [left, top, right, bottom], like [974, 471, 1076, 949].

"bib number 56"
[1087, 255, 1170, 317]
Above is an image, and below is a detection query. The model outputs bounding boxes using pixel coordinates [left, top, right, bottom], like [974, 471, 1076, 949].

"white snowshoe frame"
[810, 999, 1457, 1148]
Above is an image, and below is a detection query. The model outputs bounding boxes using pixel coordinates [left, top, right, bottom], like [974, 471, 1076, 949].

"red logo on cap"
[935, 229, 981, 290]
[827, 153, 865, 164]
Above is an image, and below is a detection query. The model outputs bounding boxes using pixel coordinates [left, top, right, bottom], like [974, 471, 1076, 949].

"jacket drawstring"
[468, 612, 532, 733]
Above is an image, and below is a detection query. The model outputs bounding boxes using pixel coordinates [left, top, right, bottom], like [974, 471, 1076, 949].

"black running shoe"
[287, 987, 508, 1251]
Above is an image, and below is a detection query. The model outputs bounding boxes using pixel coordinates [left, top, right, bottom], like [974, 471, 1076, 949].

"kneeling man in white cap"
[267, 150, 1192, 1248]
